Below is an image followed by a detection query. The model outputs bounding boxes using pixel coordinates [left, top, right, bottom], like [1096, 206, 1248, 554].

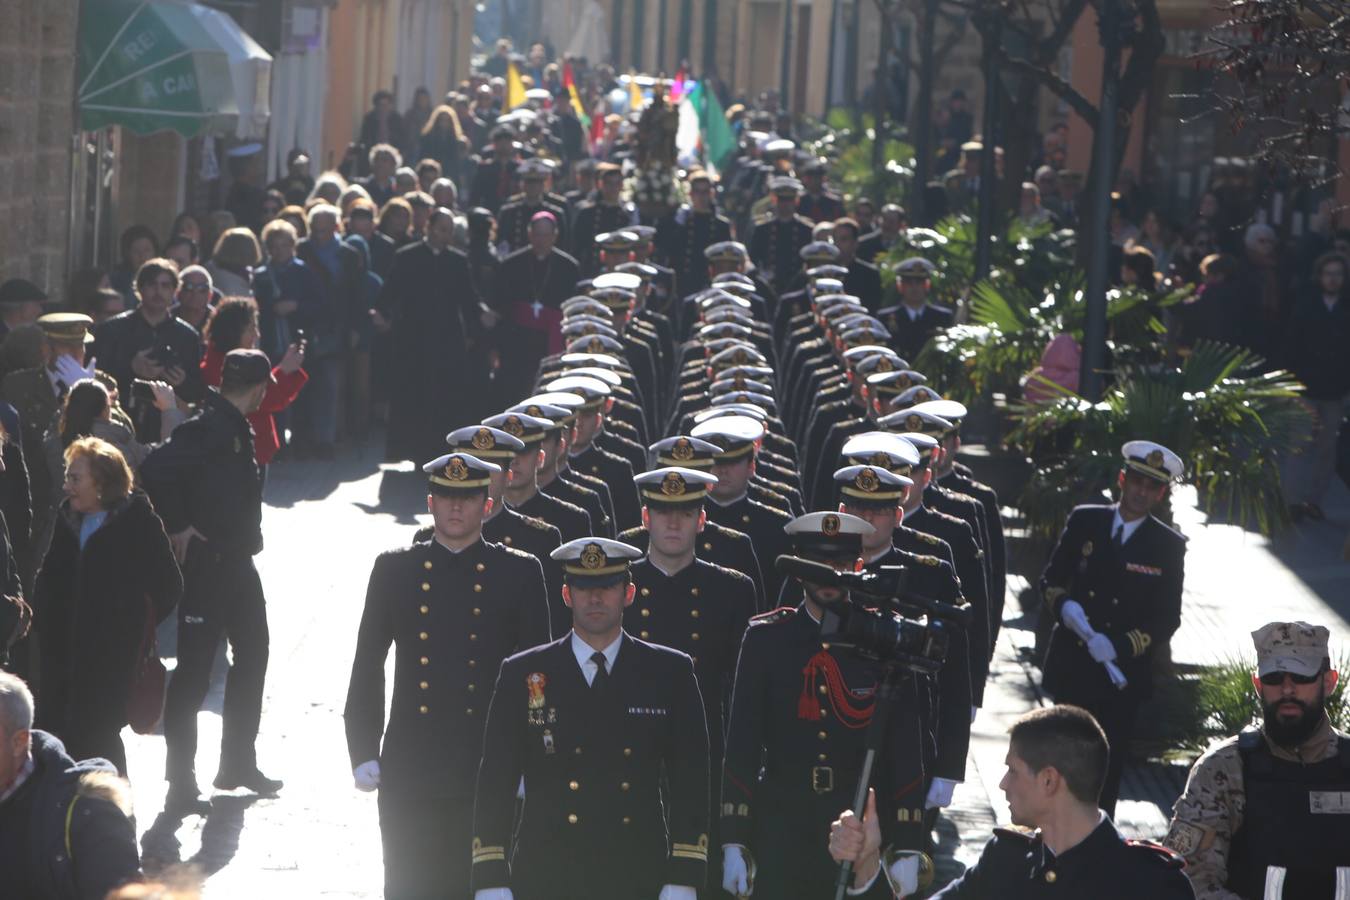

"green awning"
[78, 0, 239, 137]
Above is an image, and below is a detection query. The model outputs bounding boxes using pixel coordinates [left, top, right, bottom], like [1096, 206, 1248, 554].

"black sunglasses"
[1259, 670, 1322, 686]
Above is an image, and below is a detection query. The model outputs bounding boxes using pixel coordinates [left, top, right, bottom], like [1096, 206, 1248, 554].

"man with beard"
[1039, 441, 1187, 817]
[1166, 621, 1350, 899]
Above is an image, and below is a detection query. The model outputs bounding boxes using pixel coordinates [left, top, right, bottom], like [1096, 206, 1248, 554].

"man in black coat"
[0, 678, 142, 900]
[655, 169, 733, 300]
[515, 398, 615, 538]
[748, 177, 814, 296]
[878, 257, 953, 361]
[471, 538, 710, 900]
[856, 204, 908, 264]
[720, 512, 928, 899]
[570, 163, 638, 275]
[491, 212, 579, 404]
[469, 127, 522, 214]
[495, 159, 569, 256]
[347, 452, 550, 900]
[140, 350, 281, 815]
[1039, 441, 1187, 816]
[833, 217, 885, 312]
[378, 209, 485, 464]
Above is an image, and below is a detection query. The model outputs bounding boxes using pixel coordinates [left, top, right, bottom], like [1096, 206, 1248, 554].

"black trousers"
[377, 789, 471, 900]
[1052, 682, 1140, 818]
[66, 720, 128, 777]
[164, 551, 269, 785]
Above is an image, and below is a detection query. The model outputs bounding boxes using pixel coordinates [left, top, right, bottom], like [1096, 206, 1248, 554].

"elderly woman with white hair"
[174, 263, 215, 337]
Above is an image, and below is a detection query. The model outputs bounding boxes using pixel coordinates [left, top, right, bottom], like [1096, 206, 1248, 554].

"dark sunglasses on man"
[1259, 669, 1322, 686]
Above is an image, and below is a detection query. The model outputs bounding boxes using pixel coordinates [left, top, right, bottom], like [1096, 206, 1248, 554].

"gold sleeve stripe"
[672, 849, 709, 860]
[472, 851, 506, 863]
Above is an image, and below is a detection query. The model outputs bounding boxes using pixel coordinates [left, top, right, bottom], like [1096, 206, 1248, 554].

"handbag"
[126, 595, 166, 735]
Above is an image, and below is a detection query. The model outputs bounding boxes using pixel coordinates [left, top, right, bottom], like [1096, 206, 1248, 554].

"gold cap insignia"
[580, 542, 606, 570]
[870, 452, 892, 467]
[733, 349, 749, 364]
[905, 414, 923, 432]
[874, 357, 893, 373]
[472, 428, 494, 450]
[916, 389, 932, 402]
[446, 457, 469, 481]
[661, 472, 686, 496]
[587, 338, 603, 353]
[1146, 449, 1164, 468]
[822, 514, 841, 537]
[733, 375, 747, 389]
[671, 438, 695, 461]
[502, 416, 525, 437]
[855, 467, 880, 493]
[526, 405, 542, 417]
[897, 374, 913, 388]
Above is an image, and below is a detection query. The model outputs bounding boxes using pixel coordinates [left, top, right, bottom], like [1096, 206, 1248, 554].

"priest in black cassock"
[378, 207, 486, 463]
[492, 210, 580, 404]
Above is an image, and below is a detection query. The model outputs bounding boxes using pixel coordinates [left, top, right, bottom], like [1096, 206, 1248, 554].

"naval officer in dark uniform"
[484, 412, 594, 541]
[877, 258, 952, 362]
[720, 512, 928, 900]
[831, 705, 1193, 898]
[749, 177, 814, 296]
[345, 452, 551, 900]
[471, 538, 710, 900]
[1040, 441, 1187, 817]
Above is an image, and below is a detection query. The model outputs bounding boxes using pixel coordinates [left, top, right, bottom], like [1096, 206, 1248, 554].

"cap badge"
[870, 452, 892, 467]
[916, 389, 932, 402]
[446, 457, 469, 481]
[472, 428, 494, 450]
[1082, 541, 1094, 556]
[897, 374, 912, 387]
[1146, 449, 1164, 468]
[733, 349, 749, 364]
[588, 338, 603, 353]
[822, 514, 841, 537]
[526, 405, 542, 417]
[905, 414, 923, 432]
[580, 542, 606, 570]
[671, 438, 695, 461]
[661, 472, 686, 496]
[733, 375, 747, 389]
[875, 358, 893, 373]
[502, 416, 525, 437]
[527, 672, 547, 710]
[856, 468, 881, 493]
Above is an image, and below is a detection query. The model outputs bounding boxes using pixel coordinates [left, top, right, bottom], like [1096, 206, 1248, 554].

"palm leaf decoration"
[1005, 341, 1311, 538]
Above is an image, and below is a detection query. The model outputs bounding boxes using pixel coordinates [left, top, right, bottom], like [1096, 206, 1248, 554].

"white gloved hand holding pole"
[353, 759, 381, 792]
[722, 844, 751, 897]
[1059, 599, 1094, 641]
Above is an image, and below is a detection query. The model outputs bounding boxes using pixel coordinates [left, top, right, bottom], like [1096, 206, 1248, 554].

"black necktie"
[590, 651, 609, 690]
[1112, 525, 1125, 553]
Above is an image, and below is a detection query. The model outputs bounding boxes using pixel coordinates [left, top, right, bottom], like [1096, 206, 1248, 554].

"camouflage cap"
[1252, 621, 1331, 678]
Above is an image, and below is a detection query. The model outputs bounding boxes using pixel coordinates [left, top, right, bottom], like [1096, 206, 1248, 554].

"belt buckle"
[811, 766, 834, 794]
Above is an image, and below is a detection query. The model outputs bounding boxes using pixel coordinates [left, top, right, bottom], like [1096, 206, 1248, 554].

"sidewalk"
[934, 454, 1350, 886]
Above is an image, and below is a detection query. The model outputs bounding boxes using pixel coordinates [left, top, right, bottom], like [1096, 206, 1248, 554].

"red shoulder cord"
[798, 650, 875, 727]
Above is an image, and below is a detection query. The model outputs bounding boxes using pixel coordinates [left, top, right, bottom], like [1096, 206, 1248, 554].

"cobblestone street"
[117, 436, 1350, 895]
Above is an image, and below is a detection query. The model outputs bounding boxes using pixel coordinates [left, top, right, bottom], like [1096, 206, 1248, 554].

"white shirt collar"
[1111, 509, 1146, 545]
[0, 752, 34, 804]
[706, 491, 747, 508]
[571, 631, 622, 685]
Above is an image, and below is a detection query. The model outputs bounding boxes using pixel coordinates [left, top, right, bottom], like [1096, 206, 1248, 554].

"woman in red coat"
[200, 297, 307, 464]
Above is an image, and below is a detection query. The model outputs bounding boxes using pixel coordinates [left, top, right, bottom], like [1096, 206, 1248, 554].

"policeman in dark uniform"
[627, 467, 757, 893]
[797, 157, 846, 224]
[141, 349, 280, 814]
[833, 463, 975, 820]
[749, 177, 814, 296]
[618, 436, 767, 608]
[720, 511, 928, 899]
[1167, 621, 1350, 898]
[471, 538, 710, 900]
[484, 413, 594, 541]
[833, 705, 1193, 898]
[570, 162, 637, 274]
[655, 168, 732, 300]
[346, 451, 551, 900]
[506, 400, 614, 538]
[1040, 441, 1187, 817]
[495, 159, 569, 255]
[878, 258, 953, 362]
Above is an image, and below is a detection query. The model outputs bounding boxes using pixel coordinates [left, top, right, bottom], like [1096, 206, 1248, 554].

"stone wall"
[0, 0, 77, 296]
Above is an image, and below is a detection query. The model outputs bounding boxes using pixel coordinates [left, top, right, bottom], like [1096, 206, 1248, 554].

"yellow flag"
[506, 61, 527, 110]
[628, 74, 643, 113]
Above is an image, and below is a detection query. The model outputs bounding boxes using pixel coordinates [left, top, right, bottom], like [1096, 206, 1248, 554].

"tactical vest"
[1229, 726, 1350, 899]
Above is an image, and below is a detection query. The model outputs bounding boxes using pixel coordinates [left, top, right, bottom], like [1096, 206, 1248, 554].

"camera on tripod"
[775, 555, 972, 674]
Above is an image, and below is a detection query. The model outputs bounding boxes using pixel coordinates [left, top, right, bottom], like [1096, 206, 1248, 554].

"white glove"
[1087, 633, 1117, 663]
[925, 777, 958, 810]
[353, 759, 381, 792]
[473, 891, 514, 900]
[1059, 599, 1094, 641]
[53, 353, 95, 386]
[722, 844, 750, 896]
[1106, 661, 1129, 689]
[658, 886, 696, 900]
[888, 854, 921, 896]
[971, 706, 979, 724]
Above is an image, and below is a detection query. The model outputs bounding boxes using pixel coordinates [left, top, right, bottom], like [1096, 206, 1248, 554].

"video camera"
[775, 555, 971, 675]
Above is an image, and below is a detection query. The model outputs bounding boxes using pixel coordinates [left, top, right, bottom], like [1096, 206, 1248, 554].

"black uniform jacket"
[932, 820, 1194, 899]
[1040, 504, 1186, 701]
[344, 537, 551, 797]
[472, 632, 710, 898]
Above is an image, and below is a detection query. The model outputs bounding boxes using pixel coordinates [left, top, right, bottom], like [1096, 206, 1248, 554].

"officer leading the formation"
[345, 452, 550, 900]
[1039, 440, 1188, 816]
[471, 538, 710, 900]
[1166, 621, 1350, 899]
[832, 705, 1194, 898]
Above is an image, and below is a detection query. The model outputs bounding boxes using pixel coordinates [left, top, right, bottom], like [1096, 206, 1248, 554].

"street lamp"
[1079, 0, 1136, 401]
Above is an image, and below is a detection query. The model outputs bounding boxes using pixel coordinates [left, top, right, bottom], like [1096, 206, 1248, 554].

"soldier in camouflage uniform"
[1165, 621, 1350, 899]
